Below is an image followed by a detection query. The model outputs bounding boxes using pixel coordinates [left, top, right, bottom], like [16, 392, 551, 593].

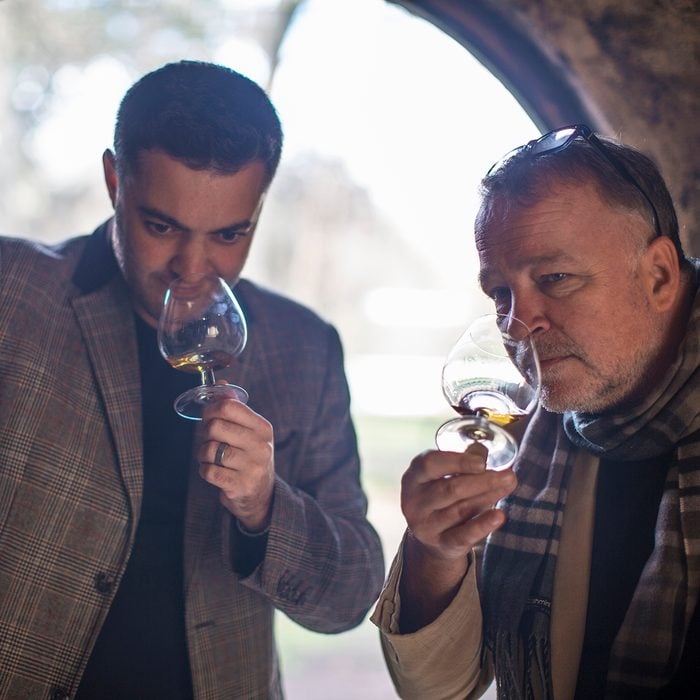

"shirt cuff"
[371, 533, 477, 638]
[370, 533, 487, 699]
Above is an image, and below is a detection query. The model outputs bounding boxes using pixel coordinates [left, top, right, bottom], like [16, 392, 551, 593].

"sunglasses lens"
[530, 127, 579, 156]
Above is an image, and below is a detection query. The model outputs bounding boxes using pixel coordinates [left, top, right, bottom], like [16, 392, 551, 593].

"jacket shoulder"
[0, 234, 88, 290]
[237, 278, 335, 335]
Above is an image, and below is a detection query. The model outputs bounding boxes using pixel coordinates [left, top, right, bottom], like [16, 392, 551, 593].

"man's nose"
[507, 293, 549, 339]
[170, 235, 212, 278]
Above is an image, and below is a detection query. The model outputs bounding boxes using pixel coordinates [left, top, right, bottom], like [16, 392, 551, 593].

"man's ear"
[102, 149, 118, 208]
[641, 235, 681, 312]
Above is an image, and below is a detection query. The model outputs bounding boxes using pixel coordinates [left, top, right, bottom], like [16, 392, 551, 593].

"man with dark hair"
[0, 60, 384, 699]
[113, 60, 283, 184]
[373, 126, 699, 699]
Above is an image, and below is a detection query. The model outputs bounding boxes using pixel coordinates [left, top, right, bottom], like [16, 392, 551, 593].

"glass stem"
[202, 370, 215, 386]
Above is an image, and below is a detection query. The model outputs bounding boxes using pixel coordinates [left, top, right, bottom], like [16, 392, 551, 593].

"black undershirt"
[76, 316, 197, 699]
[575, 453, 700, 698]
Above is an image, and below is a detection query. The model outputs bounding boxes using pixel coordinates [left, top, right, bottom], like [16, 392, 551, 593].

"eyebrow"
[138, 206, 187, 230]
[138, 206, 254, 235]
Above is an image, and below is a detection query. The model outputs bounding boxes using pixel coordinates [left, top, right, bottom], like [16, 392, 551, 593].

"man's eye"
[218, 230, 247, 243]
[145, 221, 172, 236]
[540, 272, 569, 284]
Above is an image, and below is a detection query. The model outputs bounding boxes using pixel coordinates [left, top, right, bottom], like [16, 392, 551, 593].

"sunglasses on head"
[487, 124, 661, 238]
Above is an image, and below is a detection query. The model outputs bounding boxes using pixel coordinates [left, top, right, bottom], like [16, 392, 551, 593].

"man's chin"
[539, 395, 568, 414]
[538, 362, 593, 413]
[539, 384, 594, 414]
[540, 387, 621, 416]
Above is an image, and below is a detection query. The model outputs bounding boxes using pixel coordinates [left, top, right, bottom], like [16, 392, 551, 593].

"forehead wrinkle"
[475, 182, 593, 251]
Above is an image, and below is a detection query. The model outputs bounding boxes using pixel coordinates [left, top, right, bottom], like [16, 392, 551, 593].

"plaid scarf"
[480, 259, 700, 699]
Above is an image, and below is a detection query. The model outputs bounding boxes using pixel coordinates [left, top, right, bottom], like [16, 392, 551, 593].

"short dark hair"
[477, 135, 685, 261]
[113, 60, 283, 188]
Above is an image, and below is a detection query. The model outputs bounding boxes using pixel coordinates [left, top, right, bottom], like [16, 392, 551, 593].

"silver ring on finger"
[214, 442, 228, 467]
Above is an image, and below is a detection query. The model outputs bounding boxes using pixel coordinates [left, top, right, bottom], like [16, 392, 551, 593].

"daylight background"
[0, 0, 538, 696]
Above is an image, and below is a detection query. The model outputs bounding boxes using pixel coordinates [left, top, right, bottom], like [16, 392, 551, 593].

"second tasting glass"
[435, 313, 540, 470]
[158, 273, 249, 420]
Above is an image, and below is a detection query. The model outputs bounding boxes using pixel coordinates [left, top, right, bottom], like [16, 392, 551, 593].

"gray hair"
[477, 135, 685, 262]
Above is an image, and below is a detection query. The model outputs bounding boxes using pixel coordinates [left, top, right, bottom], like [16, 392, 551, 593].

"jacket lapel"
[70, 224, 144, 520]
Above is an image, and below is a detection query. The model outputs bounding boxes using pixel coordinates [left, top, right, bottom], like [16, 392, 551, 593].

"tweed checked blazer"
[0, 224, 384, 699]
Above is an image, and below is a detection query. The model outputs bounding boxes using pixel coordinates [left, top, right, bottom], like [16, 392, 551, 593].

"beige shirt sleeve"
[371, 534, 493, 699]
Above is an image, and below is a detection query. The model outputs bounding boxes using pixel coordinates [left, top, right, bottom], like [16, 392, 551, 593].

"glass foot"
[173, 383, 248, 420]
[435, 415, 517, 470]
